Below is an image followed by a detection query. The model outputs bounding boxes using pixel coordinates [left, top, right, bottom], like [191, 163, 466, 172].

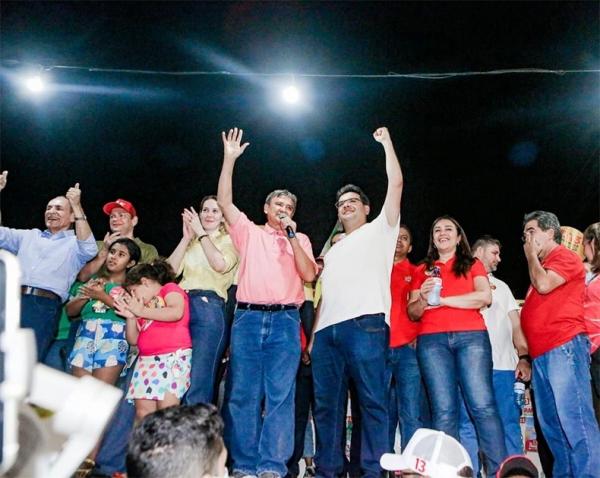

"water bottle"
[427, 266, 442, 306]
[514, 378, 526, 408]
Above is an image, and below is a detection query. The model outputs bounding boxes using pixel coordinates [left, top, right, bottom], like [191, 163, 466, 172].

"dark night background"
[0, 1, 598, 298]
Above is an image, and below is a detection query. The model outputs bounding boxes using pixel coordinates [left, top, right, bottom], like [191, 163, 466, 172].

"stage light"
[281, 85, 300, 104]
[24, 75, 45, 94]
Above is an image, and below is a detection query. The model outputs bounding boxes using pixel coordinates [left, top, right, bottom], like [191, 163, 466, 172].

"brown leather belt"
[21, 286, 61, 302]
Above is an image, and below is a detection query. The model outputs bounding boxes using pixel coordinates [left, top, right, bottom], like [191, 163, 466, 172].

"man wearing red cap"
[78, 198, 158, 282]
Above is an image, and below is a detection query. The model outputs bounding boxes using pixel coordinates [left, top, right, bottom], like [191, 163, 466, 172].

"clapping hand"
[182, 207, 205, 237]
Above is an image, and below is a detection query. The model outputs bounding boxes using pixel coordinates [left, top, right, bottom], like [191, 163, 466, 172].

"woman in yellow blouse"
[169, 195, 238, 404]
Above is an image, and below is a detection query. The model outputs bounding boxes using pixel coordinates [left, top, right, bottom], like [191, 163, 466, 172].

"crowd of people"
[0, 126, 599, 478]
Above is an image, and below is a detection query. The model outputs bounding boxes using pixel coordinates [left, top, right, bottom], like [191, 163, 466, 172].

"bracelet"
[198, 234, 209, 241]
[518, 354, 532, 364]
[74, 215, 87, 221]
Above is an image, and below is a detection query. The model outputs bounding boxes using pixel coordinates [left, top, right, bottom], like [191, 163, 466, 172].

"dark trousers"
[287, 362, 314, 477]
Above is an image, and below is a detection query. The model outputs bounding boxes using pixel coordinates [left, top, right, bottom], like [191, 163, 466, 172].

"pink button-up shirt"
[229, 212, 316, 305]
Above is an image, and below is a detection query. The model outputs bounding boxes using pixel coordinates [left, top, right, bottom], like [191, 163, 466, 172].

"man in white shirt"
[458, 235, 531, 475]
[311, 127, 403, 478]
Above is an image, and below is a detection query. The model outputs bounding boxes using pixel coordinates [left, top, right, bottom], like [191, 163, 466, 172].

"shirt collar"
[263, 223, 286, 236]
[435, 255, 456, 268]
[42, 229, 74, 239]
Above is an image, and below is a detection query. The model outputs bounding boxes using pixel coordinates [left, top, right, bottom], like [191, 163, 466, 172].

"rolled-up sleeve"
[76, 234, 98, 263]
[0, 227, 27, 254]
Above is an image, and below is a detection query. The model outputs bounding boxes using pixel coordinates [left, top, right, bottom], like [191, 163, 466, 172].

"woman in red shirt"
[407, 215, 507, 475]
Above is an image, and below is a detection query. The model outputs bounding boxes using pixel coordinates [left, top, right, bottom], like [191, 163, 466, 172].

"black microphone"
[278, 214, 295, 238]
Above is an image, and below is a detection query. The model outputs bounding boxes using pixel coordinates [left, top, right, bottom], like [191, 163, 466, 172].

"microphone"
[277, 214, 296, 238]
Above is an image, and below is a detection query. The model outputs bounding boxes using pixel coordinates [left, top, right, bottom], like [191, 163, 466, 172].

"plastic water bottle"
[514, 378, 526, 408]
[427, 266, 442, 306]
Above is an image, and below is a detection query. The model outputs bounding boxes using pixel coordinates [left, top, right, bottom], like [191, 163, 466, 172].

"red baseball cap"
[102, 198, 137, 218]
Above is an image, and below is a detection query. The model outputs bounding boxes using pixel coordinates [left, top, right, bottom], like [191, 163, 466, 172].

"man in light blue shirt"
[0, 178, 97, 360]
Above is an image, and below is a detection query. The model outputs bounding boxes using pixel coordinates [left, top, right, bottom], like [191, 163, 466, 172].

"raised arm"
[168, 217, 195, 273]
[523, 238, 565, 294]
[217, 128, 250, 226]
[78, 231, 121, 282]
[66, 183, 93, 241]
[184, 207, 230, 273]
[373, 127, 403, 226]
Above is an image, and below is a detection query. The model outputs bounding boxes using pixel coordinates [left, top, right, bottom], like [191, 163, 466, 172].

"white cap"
[380, 428, 473, 478]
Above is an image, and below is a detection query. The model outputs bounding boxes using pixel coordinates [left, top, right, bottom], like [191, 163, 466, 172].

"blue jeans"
[20, 294, 62, 361]
[312, 314, 389, 478]
[43, 319, 79, 372]
[417, 331, 507, 476]
[386, 344, 430, 450]
[223, 308, 301, 477]
[532, 334, 600, 478]
[184, 290, 227, 405]
[94, 357, 136, 474]
[459, 369, 523, 476]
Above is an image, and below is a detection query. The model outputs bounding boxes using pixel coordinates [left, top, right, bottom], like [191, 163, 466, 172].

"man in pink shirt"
[217, 127, 317, 478]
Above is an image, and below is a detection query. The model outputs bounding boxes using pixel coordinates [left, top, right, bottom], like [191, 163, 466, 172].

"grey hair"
[523, 210, 562, 242]
[264, 189, 297, 210]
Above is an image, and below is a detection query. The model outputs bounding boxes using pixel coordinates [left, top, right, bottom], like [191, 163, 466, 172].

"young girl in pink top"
[115, 259, 192, 421]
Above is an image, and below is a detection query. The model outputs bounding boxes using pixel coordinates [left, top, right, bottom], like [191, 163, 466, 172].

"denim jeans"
[386, 344, 430, 451]
[532, 334, 600, 478]
[94, 357, 137, 474]
[43, 319, 79, 372]
[312, 314, 389, 478]
[20, 294, 62, 361]
[223, 307, 301, 477]
[184, 290, 227, 405]
[417, 331, 507, 476]
[459, 369, 523, 476]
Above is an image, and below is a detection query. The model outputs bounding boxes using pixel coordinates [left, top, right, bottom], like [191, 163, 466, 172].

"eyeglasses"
[335, 197, 362, 209]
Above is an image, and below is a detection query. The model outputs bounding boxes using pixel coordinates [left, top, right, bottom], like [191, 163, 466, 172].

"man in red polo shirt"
[520, 210, 600, 478]
[387, 225, 430, 451]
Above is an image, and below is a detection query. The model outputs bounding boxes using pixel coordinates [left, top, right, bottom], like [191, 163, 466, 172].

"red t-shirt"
[411, 257, 488, 335]
[389, 259, 418, 347]
[137, 282, 192, 356]
[521, 245, 586, 358]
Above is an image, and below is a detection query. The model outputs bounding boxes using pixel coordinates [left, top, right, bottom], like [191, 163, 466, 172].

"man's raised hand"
[66, 182, 82, 208]
[222, 127, 250, 163]
[372, 127, 392, 145]
[0, 171, 7, 192]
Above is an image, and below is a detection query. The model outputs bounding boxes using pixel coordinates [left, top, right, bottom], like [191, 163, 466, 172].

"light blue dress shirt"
[0, 227, 98, 301]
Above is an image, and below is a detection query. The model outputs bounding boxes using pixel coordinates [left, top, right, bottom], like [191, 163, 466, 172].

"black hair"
[399, 223, 413, 244]
[335, 184, 370, 207]
[123, 258, 176, 288]
[109, 238, 142, 267]
[424, 215, 475, 278]
[127, 403, 225, 478]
